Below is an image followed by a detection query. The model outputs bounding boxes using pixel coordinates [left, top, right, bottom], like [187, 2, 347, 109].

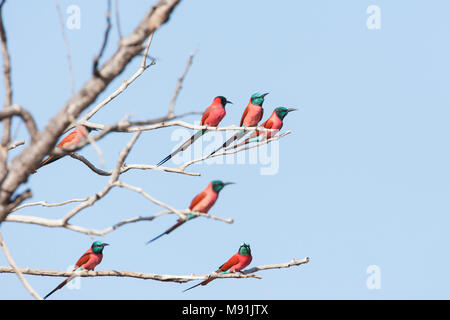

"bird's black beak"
[226, 100, 233, 105]
[223, 182, 235, 186]
[287, 108, 298, 113]
[261, 93, 269, 98]
[102, 243, 110, 246]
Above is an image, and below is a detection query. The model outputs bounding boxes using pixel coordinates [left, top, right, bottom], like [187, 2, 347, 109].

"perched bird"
[43, 241, 109, 300]
[183, 243, 252, 292]
[208, 92, 268, 157]
[156, 96, 232, 166]
[146, 180, 233, 244]
[228, 107, 297, 149]
[37, 125, 95, 170]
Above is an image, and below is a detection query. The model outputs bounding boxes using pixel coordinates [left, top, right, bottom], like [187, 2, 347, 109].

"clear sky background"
[1, 0, 449, 299]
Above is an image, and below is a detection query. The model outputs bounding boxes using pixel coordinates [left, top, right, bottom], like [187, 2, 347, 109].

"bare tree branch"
[11, 197, 89, 212]
[77, 119, 279, 135]
[0, 0, 12, 181]
[115, 0, 123, 39]
[0, 105, 38, 141]
[69, 153, 111, 176]
[168, 51, 195, 118]
[6, 206, 231, 236]
[0, 231, 43, 300]
[5, 189, 32, 213]
[0, 0, 182, 222]
[61, 132, 141, 224]
[178, 131, 292, 171]
[7, 139, 24, 150]
[75, 32, 155, 129]
[56, 0, 75, 96]
[113, 180, 187, 220]
[0, 257, 310, 284]
[69, 152, 201, 177]
[93, 0, 112, 78]
[6, 205, 232, 236]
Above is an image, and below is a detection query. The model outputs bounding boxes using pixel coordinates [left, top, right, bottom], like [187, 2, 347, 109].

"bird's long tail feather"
[183, 272, 221, 292]
[227, 135, 262, 150]
[208, 129, 246, 157]
[43, 271, 79, 300]
[146, 219, 186, 245]
[37, 155, 63, 169]
[157, 129, 207, 166]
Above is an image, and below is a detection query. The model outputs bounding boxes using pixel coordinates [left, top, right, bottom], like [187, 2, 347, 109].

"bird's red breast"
[240, 103, 264, 127]
[201, 100, 226, 127]
[219, 252, 252, 273]
[74, 248, 103, 271]
[251, 110, 283, 140]
[188, 183, 219, 213]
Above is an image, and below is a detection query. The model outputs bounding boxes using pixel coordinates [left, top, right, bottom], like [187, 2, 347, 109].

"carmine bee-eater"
[156, 96, 233, 166]
[146, 180, 234, 244]
[228, 107, 297, 149]
[43, 241, 109, 300]
[37, 125, 95, 170]
[208, 92, 268, 157]
[183, 243, 252, 292]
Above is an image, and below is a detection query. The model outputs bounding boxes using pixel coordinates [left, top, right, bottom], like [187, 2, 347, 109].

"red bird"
[146, 180, 233, 244]
[43, 241, 109, 300]
[208, 92, 268, 157]
[230, 107, 297, 149]
[183, 243, 252, 292]
[37, 125, 94, 170]
[156, 96, 232, 166]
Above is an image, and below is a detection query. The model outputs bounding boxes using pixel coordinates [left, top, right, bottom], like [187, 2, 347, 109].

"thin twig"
[168, 51, 195, 118]
[69, 153, 200, 177]
[178, 131, 292, 171]
[85, 134, 105, 168]
[114, 180, 187, 220]
[7, 140, 24, 150]
[0, 0, 182, 223]
[93, 0, 112, 77]
[61, 132, 141, 224]
[56, 0, 75, 96]
[67, 32, 155, 133]
[0, 231, 43, 300]
[114, 0, 122, 39]
[11, 198, 89, 212]
[0, 257, 310, 284]
[0, 105, 38, 142]
[5, 207, 230, 236]
[79, 119, 278, 134]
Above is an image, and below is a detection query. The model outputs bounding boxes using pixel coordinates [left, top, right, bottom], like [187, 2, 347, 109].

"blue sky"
[1, 0, 449, 299]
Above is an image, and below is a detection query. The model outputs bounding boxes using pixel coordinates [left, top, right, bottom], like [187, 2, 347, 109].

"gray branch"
[0, 0, 182, 222]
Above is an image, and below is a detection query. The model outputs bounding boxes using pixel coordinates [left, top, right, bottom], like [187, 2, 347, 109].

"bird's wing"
[254, 119, 273, 137]
[74, 252, 92, 269]
[240, 106, 249, 127]
[217, 253, 240, 272]
[189, 191, 207, 210]
[58, 130, 80, 147]
[263, 119, 273, 129]
[200, 108, 212, 125]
